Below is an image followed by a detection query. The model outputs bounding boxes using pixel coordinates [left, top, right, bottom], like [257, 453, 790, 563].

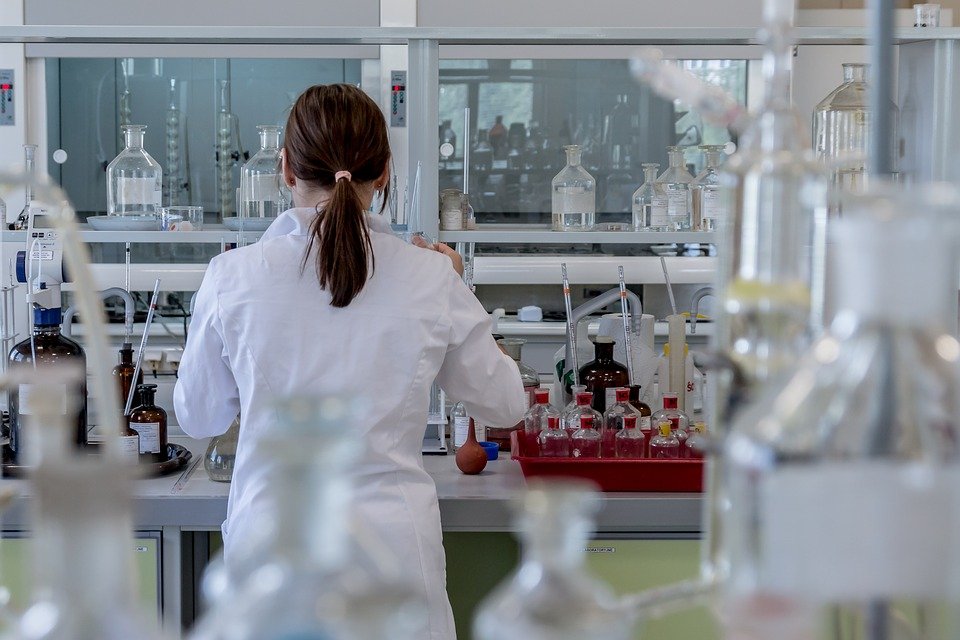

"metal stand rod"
[868, 0, 895, 176]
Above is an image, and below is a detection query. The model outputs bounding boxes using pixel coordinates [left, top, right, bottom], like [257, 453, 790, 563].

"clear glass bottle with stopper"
[631, 162, 669, 231]
[473, 479, 634, 640]
[561, 391, 602, 438]
[106, 125, 162, 217]
[656, 146, 694, 230]
[602, 387, 640, 458]
[239, 125, 283, 222]
[571, 414, 601, 459]
[551, 144, 596, 232]
[538, 415, 571, 457]
[692, 145, 726, 231]
[523, 388, 559, 454]
[615, 414, 645, 459]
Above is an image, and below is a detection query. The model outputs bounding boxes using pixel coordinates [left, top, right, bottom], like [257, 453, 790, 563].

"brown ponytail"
[284, 84, 391, 308]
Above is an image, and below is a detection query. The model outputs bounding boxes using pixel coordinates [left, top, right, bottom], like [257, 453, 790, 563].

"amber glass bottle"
[628, 385, 653, 454]
[577, 336, 629, 413]
[5, 307, 87, 466]
[128, 383, 167, 463]
[112, 342, 143, 410]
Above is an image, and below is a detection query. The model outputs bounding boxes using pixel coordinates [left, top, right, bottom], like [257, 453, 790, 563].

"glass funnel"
[106, 125, 162, 216]
[551, 145, 596, 232]
[239, 125, 283, 221]
[631, 163, 669, 231]
[692, 145, 726, 231]
[473, 480, 633, 640]
[719, 188, 960, 640]
[190, 395, 427, 640]
[656, 146, 694, 230]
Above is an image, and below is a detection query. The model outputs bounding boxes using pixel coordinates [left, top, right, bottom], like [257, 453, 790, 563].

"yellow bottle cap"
[694, 421, 707, 434]
[658, 421, 672, 436]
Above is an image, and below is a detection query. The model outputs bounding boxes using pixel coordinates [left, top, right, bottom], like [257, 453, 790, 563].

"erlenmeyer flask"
[473, 480, 633, 640]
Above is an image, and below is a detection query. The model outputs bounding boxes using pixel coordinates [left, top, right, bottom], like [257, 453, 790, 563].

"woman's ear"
[375, 160, 391, 191]
[281, 149, 297, 188]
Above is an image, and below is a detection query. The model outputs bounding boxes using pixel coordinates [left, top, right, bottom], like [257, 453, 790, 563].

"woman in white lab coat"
[174, 84, 527, 639]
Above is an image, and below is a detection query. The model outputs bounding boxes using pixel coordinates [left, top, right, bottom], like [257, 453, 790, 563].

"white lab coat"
[174, 208, 526, 640]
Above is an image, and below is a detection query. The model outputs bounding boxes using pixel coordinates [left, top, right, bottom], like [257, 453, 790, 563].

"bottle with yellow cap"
[649, 420, 680, 459]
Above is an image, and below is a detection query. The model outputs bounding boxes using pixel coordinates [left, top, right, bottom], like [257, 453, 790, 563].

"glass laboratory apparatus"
[813, 63, 900, 194]
[473, 480, 633, 640]
[204, 416, 240, 482]
[651, 392, 690, 455]
[720, 191, 960, 640]
[656, 146, 694, 230]
[106, 125, 162, 216]
[631, 163, 670, 231]
[539, 415, 571, 457]
[649, 421, 680, 459]
[570, 414, 601, 459]
[551, 145, 596, 231]
[239, 125, 283, 222]
[523, 388, 560, 449]
[216, 79, 242, 219]
[615, 414, 644, 459]
[561, 391, 602, 437]
[578, 336, 629, 414]
[692, 145, 726, 231]
[164, 78, 183, 207]
[190, 395, 427, 640]
[602, 387, 640, 458]
[112, 342, 143, 412]
[489, 338, 540, 451]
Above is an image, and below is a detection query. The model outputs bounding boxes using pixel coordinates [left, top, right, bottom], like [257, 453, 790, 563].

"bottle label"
[650, 197, 669, 227]
[117, 177, 161, 206]
[640, 416, 652, 432]
[666, 186, 689, 217]
[453, 416, 471, 449]
[18, 384, 67, 416]
[702, 189, 724, 221]
[120, 434, 140, 461]
[474, 422, 487, 443]
[131, 422, 161, 454]
[440, 208, 463, 231]
[604, 388, 618, 413]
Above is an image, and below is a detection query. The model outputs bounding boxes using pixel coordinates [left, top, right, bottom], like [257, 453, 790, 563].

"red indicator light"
[0, 85, 10, 90]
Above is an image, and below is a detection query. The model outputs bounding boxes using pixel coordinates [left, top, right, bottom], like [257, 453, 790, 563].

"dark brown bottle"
[128, 383, 167, 463]
[578, 336, 629, 414]
[628, 385, 653, 456]
[5, 307, 87, 466]
[112, 342, 143, 410]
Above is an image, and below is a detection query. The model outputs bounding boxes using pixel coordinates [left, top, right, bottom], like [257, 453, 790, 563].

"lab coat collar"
[260, 207, 394, 241]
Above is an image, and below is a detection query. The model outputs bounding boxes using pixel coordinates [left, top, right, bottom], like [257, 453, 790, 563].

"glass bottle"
[190, 395, 427, 640]
[5, 306, 87, 467]
[686, 421, 708, 460]
[523, 388, 559, 453]
[578, 336, 629, 414]
[656, 146, 694, 230]
[450, 401, 471, 451]
[204, 416, 240, 482]
[472, 129, 493, 171]
[813, 63, 900, 195]
[571, 414, 601, 459]
[692, 145, 726, 231]
[239, 125, 283, 221]
[602, 387, 639, 458]
[112, 342, 143, 411]
[560, 384, 587, 433]
[106, 124, 162, 217]
[488, 338, 540, 451]
[615, 414, 645, 459]
[720, 196, 960, 640]
[651, 392, 690, 455]
[628, 386, 653, 455]
[538, 415, 571, 458]
[551, 145, 596, 232]
[128, 383, 167, 464]
[631, 163, 669, 231]
[473, 479, 632, 640]
[561, 391, 602, 438]
[649, 421, 679, 459]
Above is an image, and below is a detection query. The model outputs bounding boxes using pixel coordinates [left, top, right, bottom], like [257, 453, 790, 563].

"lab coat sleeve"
[173, 260, 240, 439]
[435, 270, 527, 428]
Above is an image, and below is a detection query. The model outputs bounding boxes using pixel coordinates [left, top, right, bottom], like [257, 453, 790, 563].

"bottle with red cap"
[649, 421, 680, 459]
[538, 415, 571, 457]
[523, 388, 560, 453]
[601, 387, 640, 458]
[651, 391, 691, 457]
[615, 414, 645, 459]
[570, 414, 601, 459]
[560, 391, 602, 438]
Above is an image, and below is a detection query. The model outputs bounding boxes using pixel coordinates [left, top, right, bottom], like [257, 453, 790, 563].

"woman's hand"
[412, 235, 465, 277]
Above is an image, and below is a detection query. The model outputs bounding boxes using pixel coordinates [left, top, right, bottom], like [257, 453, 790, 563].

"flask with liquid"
[474, 479, 632, 640]
[112, 342, 143, 411]
[551, 145, 596, 231]
[204, 416, 240, 482]
[615, 414, 645, 459]
[128, 384, 167, 463]
[692, 145, 726, 231]
[578, 336, 629, 413]
[561, 391, 602, 438]
[538, 415, 571, 458]
[651, 392, 690, 455]
[239, 125, 283, 221]
[656, 146, 694, 230]
[106, 124, 162, 217]
[602, 387, 640, 458]
[631, 163, 669, 231]
[628, 386, 653, 454]
[649, 421, 680, 459]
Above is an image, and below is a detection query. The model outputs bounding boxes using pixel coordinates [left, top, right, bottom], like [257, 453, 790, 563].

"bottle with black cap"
[5, 304, 87, 466]
[127, 384, 167, 463]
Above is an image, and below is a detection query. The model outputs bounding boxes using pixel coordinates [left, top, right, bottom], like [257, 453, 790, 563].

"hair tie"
[335, 170, 352, 183]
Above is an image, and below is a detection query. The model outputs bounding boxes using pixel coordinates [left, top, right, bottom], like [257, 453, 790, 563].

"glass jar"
[488, 338, 540, 451]
[106, 125, 162, 217]
[239, 125, 283, 221]
[439, 188, 467, 231]
[551, 145, 596, 232]
[632, 163, 669, 231]
[692, 145, 726, 231]
[578, 337, 629, 414]
[655, 146, 694, 230]
[204, 416, 240, 482]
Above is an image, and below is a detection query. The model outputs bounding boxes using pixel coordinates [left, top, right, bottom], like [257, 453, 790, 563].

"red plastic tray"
[509, 431, 704, 493]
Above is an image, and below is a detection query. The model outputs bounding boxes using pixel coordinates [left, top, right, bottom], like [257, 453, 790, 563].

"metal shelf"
[437, 225, 716, 244]
[1, 224, 263, 244]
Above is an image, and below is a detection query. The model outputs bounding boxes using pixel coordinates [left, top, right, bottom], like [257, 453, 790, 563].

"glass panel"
[438, 58, 748, 228]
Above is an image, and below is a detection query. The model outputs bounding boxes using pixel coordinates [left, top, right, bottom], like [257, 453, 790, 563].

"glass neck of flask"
[564, 146, 583, 167]
[259, 127, 281, 151]
[643, 166, 659, 183]
[519, 513, 591, 570]
[668, 150, 685, 169]
[123, 127, 145, 150]
[704, 151, 723, 169]
[594, 341, 614, 362]
[34, 323, 61, 337]
[843, 63, 866, 83]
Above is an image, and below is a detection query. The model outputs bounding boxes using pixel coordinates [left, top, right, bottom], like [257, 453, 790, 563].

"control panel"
[0, 70, 12, 126]
[390, 70, 407, 127]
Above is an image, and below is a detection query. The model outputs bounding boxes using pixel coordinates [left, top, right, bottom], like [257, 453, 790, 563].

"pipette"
[124, 279, 161, 416]
[660, 256, 678, 316]
[618, 266, 635, 386]
[561, 263, 579, 387]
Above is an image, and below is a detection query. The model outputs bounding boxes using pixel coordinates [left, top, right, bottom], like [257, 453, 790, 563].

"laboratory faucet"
[689, 286, 715, 334]
[62, 287, 135, 340]
[564, 287, 642, 384]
